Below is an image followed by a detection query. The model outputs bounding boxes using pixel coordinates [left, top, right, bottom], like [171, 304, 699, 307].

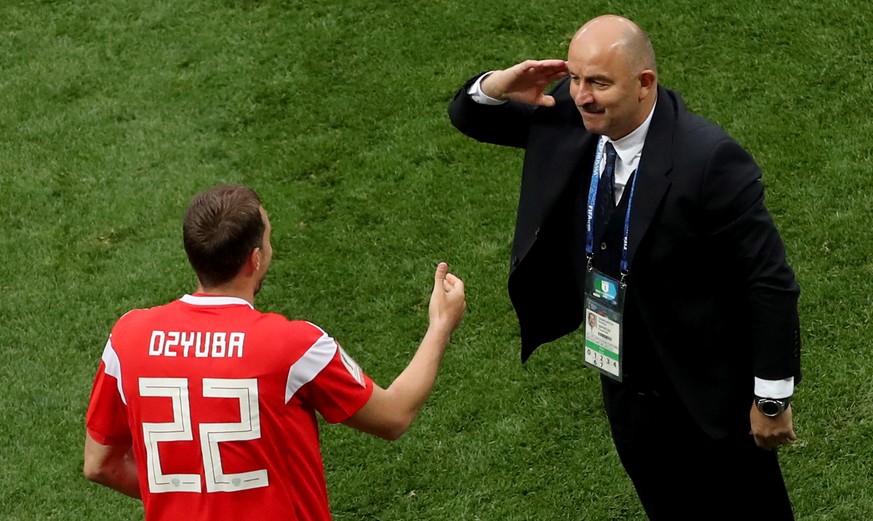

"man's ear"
[248, 247, 262, 273]
[638, 70, 656, 100]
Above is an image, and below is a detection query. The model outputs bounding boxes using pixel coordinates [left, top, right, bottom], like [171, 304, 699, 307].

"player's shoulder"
[247, 314, 341, 367]
[255, 312, 329, 340]
[112, 300, 178, 330]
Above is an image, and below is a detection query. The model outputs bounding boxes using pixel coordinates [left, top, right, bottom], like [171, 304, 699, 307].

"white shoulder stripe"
[285, 332, 338, 404]
[101, 339, 127, 405]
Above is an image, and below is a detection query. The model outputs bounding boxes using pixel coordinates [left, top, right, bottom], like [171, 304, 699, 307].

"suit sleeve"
[448, 73, 536, 149]
[701, 139, 802, 383]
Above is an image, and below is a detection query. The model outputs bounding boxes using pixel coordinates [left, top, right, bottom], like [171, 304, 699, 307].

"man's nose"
[573, 84, 592, 105]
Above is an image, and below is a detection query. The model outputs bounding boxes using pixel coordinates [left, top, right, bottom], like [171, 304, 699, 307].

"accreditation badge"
[584, 269, 625, 381]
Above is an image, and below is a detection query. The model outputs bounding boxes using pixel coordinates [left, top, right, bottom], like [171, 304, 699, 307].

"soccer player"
[83, 184, 466, 520]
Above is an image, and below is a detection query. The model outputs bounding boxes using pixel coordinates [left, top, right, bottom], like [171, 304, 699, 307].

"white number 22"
[139, 377, 269, 494]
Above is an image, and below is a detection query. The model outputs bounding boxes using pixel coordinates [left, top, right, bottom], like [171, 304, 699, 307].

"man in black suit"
[449, 14, 801, 520]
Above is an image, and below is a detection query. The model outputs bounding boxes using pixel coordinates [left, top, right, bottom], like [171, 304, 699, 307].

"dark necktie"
[601, 141, 617, 210]
[595, 141, 617, 239]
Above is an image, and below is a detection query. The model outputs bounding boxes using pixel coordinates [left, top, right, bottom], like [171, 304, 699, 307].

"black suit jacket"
[449, 76, 801, 438]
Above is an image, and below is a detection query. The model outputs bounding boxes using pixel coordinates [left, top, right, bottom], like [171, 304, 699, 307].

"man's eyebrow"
[567, 70, 611, 82]
[584, 74, 612, 83]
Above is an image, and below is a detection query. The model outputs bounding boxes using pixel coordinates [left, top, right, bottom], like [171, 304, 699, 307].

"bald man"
[449, 14, 800, 520]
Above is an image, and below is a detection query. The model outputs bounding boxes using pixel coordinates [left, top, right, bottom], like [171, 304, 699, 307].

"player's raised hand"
[429, 262, 466, 332]
[480, 59, 569, 106]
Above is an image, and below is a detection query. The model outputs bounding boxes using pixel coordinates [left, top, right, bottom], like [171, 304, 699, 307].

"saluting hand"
[480, 59, 569, 106]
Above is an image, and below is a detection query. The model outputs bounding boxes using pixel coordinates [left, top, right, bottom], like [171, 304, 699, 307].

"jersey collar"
[180, 294, 255, 309]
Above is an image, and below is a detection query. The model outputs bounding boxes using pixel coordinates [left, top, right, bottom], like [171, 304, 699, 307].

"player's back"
[86, 294, 373, 521]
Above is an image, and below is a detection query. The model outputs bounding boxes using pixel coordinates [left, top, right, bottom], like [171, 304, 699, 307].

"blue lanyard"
[585, 138, 638, 278]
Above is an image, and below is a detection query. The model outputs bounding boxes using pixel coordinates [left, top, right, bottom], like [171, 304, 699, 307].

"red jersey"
[85, 294, 374, 521]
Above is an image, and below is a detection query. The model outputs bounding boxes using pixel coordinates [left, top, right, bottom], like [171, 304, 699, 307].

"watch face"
[758, 399, 786, 417]
[760, 401, 780, 416]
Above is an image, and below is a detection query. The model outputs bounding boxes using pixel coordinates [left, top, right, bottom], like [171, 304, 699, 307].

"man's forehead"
[568, 48, 619, 73]
[568, 38, 628, 75]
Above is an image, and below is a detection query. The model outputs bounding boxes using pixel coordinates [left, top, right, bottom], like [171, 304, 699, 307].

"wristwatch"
[756, 397, 791, 417]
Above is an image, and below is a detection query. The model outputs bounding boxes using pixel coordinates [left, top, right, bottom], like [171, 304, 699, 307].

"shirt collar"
[180, 294, 255, 309]
[604, 96, 657, 164]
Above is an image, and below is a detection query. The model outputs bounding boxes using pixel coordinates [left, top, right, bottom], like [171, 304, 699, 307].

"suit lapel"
[538, 80, 598, 224]
[514, 104, 596, 262]
[627, 87, 676, 269]
[536, 95, 597, 225]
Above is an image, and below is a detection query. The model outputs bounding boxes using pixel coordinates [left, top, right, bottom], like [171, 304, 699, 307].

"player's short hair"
[183, 184, 265, 287]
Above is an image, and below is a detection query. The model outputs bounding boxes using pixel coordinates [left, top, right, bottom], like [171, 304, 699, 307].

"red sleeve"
[304, 345, 374, 423]
[284, 325, 375, 424]
[85, 358, 133, 446]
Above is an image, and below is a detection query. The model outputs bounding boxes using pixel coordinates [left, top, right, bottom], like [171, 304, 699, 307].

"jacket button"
[600, 242, 608, 250]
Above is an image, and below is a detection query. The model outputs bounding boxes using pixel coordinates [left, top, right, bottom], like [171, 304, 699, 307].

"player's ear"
[247, 247, 262, 273]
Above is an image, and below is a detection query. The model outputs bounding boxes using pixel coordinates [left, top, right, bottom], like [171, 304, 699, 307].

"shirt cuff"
[754, 377, 794, 399]
[467, 72, 508, 105]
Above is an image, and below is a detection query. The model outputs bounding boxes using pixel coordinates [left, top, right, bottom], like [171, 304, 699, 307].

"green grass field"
[2, 1, 872, 519]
